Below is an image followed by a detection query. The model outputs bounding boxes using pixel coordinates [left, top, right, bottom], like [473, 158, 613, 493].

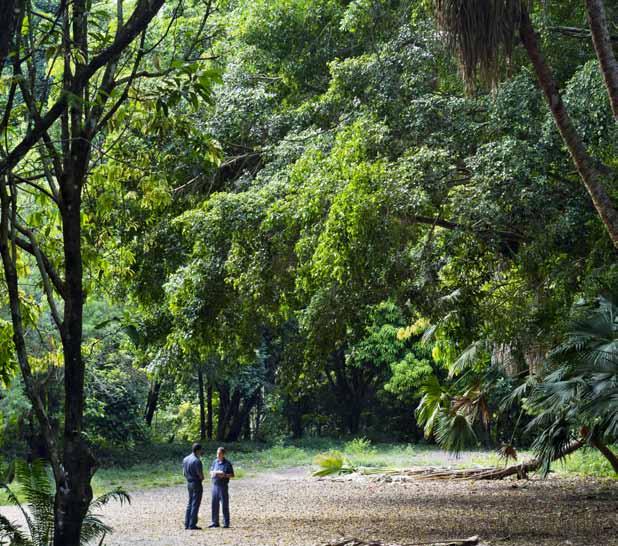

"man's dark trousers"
[211, 483, 230, 527]
[185, 481, 203, 529]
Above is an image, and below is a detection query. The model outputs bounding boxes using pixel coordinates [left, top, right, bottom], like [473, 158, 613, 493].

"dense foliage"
[1, 5, 617, 536]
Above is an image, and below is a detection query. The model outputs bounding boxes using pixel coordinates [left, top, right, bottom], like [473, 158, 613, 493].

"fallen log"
[319, 439, 586, 482]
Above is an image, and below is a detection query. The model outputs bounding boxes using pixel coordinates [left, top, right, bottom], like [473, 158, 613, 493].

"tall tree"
[0, 0, 217, 543]
[434, 0, 618, 247]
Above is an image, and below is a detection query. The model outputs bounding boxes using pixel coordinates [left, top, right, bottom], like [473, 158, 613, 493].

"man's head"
[192, 443, 203, 456]
[217, 446, 225, 461]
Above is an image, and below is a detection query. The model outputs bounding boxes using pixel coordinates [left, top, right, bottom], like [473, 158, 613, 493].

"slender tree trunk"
[591, 436, 618, 474]
[207, 384, 213, 440]
[0, 177, 59, 472]
[586, 0, 618, 118]
[519, 8, 618, 248]
[254, 389, 262, 440]
[198, 367, 206, 440]
[144, 380, 162, 426]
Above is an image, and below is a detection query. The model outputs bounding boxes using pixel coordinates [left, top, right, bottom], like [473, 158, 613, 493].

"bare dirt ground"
[2, 466, 617, 546]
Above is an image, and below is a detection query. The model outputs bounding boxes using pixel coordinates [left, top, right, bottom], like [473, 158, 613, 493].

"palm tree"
[526, 296, 618, 474]
[433, 0, 618, 247]
[0, 460, 130, 546]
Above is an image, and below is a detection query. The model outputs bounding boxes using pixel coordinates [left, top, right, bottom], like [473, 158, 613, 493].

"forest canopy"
[0, 0, 617, 543]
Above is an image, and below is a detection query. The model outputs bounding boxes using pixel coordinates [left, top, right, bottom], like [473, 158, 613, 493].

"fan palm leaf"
[435, 413, 478, 454]
[528, 297, 618, 472]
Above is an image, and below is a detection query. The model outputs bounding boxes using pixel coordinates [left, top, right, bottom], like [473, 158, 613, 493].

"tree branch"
[0, 0, 167, 176]
[408, 215, 525, 243]
[14, 234, 66, 297]
[549, 25, 618, 44]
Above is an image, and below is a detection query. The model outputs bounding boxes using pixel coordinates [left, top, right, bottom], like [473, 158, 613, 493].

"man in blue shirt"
[209, 446, 234, 528]
[182, 443, 205, 530]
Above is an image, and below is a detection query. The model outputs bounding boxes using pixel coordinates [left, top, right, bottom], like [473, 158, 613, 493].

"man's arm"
[226, 462, 234, 479]
[197, 459, 205, 481]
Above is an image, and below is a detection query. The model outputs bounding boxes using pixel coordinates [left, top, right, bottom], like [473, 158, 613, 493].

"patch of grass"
[2, 441, 615, 506]
[555, 447, 617, 478]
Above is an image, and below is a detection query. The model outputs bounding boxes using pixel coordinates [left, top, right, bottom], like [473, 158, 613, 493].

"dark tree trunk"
[591, 436, 618, 474]
[0, 0, 21, 70]
[290, 411, 303, 439]
[586, 0, 618, 118]
[225, 390, 259, 442]
[519, 8, 618, 247]
[144, 380, 162, 426]
[217, 385, 240, 441]
[254, 389, 262, 440]
[54, 157, 96, 546]
[198, 367, 206, 440]
[325, 349, 369, 435]
[207, 384, 213, 440]
[345, 404, 362, 435]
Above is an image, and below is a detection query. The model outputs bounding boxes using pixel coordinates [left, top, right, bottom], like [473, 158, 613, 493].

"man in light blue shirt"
[209, 446, 234, 528]
[182, 443, 204, 530]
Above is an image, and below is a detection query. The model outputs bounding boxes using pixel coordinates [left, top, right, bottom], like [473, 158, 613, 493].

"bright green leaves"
[235, 0, 348, 94]
[0, 320, 17, 387]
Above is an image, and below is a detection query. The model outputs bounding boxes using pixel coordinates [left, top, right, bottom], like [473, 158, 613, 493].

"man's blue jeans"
[185, 481, 203, 529]
[211, 483, 230, 526]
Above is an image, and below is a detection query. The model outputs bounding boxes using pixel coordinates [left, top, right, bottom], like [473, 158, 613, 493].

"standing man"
[183, 443, 205, 530]
[209, 446, 234, 528]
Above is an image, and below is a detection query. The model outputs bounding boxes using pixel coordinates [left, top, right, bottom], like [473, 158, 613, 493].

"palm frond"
[434, 0, 524, 89]
[530, 419, 576, 477]
[0, 483, 35, 540]
[416, 374, 449, 437]
[497, 443, 518, 465]
[13, 460, 54, 545]
[448, 340, 488, 378]
[435, 413, 478, 455]
[312, 451, 356, 477]
[0, 513, 31, 546]
[79, 515, 112, 546]
[89, 488, 131, 512]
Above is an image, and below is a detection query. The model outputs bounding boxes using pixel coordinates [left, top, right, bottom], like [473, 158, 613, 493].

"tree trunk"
[586, 0, 618, 118]
[254, 390, 263, 440]
[0, 177, 59, 472]
[591, 436, 618, 474]
[207, 384, 213, 440]
[144, 380, 162, 426]
[519, 8, 618, 248]
[217, 385, 240, 441]
[225, 391, 259, 442]
[0, 0, 20, 70]
[54, 165, 96, 546]
[198, 367, 206, 440]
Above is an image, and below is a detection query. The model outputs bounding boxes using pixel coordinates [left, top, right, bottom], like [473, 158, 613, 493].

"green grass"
[1, 440, 615, 506]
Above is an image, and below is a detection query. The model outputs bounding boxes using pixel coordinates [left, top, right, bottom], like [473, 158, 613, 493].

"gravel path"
[1, 467, 617, 545]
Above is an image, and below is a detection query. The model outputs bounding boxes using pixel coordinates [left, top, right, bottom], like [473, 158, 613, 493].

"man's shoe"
[208, 524, 219, 528]
[189, 526, 202, 530]
[223, 525, 230, 528]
